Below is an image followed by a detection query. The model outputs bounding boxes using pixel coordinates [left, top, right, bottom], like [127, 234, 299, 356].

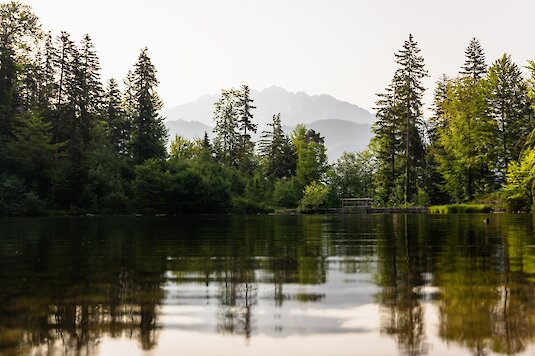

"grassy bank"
[429, 204, 492, 214]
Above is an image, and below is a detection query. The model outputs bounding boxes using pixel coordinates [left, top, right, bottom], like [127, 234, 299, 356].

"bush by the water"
[429, 204, 492, 214]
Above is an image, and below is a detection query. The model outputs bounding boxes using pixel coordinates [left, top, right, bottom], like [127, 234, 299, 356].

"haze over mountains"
[162, 86, 375, 161]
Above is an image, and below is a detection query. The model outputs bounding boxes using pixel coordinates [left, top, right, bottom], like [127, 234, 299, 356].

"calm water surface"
[1, 214, 535, 355]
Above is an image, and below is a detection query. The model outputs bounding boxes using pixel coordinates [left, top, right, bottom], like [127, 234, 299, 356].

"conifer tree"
[129, 48, 167, 163]
[237, 85, 257, 141]
[372, 34, 427, 205]
[0, 2, 39, 140]
[487, 54, 533, 181]
[428, 74, 449, 145]
[213, 88, 239, 167]
[393, 34, 427, 205]
[104, 78, 129, 156]
[460, 37, 487, 81]
[236, 84, 257, 173]
[371, 85, 400, 205]
[36, 32, 57, 112]
[259, 113, 295, 180]
[422, 74, 450, 204]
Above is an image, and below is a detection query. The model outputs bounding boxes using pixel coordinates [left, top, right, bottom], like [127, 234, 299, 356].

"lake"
[1, 214, 535, 355]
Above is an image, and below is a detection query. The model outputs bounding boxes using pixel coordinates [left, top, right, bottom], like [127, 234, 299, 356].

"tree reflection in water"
[374, 214, 535, 356]
[2, 214, 535, 355]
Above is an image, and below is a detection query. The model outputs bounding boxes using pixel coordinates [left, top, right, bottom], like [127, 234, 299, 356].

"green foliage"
[4, 4, 535, 216]
[132, 159, 170, 214]
[273, 177, 303, 208]
[503, 146, 535, 211]
[372, 34, 427, 206]
[169, 134, 202, 160]
[460, 37, 487, 80]
[435, 76, 496, 201]
[328, 151, 374, 205]
[230, 196, 274, 214]
[84, 122, 129, 213]
[298, 181, 329, 212]
[213, 86, 257, 171]
[259, 113, 296, 180]
[414, 187, 430, 207]
[487, 54, 533, 180]
[292, 124, 328, 187]
[428, 204, 492, 214]
[129, 48, 168, 164]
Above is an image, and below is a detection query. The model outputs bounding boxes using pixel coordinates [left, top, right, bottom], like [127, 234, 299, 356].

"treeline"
[2, 2, 534, 216]
[371, 35, 535, 210]
[0, 2, 365, 216]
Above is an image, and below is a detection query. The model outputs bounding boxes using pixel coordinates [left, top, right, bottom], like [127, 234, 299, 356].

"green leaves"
[503, 146, 535, 209]
[372, 34, 427, 206]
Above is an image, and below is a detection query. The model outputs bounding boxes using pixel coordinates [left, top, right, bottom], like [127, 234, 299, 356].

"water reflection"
[0, 214, 535, 355]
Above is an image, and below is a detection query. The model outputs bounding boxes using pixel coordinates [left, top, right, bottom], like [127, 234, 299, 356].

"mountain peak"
[260, 85, 288, 93]
[161, 86, 374, 126]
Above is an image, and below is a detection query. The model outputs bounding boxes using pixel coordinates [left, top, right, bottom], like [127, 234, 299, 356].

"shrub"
[298, 181, 329, 213]
[273, 177, 302, 208]
[429, 204, 492, 214]
[230, 197, 274, 214]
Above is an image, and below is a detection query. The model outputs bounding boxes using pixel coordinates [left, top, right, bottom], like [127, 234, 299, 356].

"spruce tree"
[487, 54, 533, 181]
[371, 85, 400, 205]
[37, 32, 57, 112]
[0, 2, 39, 140]
[379, 34, 427, 205]
[259, 113, 295, 180]
[104, 78, 129, 156]
[428, 74, 449, 145]
[422, 74, 450, 204]
[460, 37, 487, 81]
[236, 84, 257, 173]
[237, 85, 257, 141]
[129, 48, 168, 164]
[213, 88, 239, 167]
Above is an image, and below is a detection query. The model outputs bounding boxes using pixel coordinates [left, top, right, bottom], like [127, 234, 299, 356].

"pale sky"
[23, 0, 535, 112]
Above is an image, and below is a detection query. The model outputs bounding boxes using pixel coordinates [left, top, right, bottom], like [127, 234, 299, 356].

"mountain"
[165, 119, 212, 140]
[308, 119, 372, 161]
[161, 86, 374, 126]
[163, 87, 374, 161]
[164, 118, 372, 162]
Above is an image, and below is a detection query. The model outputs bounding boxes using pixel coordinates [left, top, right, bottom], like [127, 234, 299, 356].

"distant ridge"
[164, 118, 372, 162]
[161, 86, 374, 126]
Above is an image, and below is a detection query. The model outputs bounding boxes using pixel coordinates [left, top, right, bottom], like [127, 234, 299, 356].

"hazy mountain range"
[162, 86, 374, 161]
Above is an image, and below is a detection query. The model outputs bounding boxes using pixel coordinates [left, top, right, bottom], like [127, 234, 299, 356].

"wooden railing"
[340, 198, 372, 208]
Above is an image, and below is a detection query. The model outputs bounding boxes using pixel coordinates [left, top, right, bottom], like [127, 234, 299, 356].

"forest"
[0, 2, 534, 216]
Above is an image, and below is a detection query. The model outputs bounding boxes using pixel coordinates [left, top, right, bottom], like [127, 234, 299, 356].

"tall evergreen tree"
[372, 34, 427, 205]
[428, 74, 449, 145]
[460, 37, 487, 81]
[213, 88, 239, 167]
[259, 113, 296, 180]
[35, 32, 57, 112]
[104, 78, 129, 156]
[0, 1, 39, 140]
[393, 34, 427, 205]
[421, 74, 450, 204]
[371, 85, 400, 205]
[129, 48, 167, 164]
[236, 84, 257, 173]
[487, 54, 533, 181]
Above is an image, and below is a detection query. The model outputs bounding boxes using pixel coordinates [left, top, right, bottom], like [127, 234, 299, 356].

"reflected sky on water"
[1, 214, 535, 355]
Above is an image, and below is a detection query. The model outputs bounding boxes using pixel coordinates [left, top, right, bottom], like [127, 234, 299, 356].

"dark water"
[1, 214, 535, 356]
